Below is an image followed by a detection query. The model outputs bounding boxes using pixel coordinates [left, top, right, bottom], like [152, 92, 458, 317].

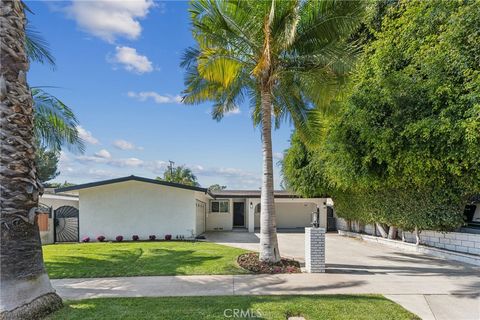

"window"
[211, 200, 229, 213]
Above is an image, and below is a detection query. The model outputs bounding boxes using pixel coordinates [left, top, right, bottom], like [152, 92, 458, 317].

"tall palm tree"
[182, 0, 363, 262]
[0, 0, 62, 318]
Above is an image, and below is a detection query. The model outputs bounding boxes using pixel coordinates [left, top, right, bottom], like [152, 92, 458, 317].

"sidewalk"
[52, 273, 480, 320]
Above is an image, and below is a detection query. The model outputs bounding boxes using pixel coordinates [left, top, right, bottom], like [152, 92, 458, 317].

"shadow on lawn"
[45, 248, 229, 279]
[49, 295, 412, 320]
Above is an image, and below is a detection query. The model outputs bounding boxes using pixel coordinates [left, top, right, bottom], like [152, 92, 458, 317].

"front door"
[233, 202, 245, 227]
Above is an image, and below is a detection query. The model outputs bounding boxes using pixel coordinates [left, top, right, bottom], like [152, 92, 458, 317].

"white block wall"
[403, 230, 480, 256]
[305, 227, 325, 273]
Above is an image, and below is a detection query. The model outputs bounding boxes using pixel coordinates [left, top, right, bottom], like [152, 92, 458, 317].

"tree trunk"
[376, 222, 388, 238]
[346, 219, 352, 232]
[414, 227, 421, 245]
[258, 88, 281, 263]
[0, 1, 62, 318]
[388, 226, 397, 239]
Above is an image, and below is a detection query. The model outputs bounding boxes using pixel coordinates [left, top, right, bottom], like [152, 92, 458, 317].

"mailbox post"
[305, 207, 326, 273]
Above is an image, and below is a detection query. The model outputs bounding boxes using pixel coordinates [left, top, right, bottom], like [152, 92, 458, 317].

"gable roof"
[55, 175, 208, 193]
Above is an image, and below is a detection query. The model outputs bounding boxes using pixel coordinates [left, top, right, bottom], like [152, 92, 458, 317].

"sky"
[27, 0, 294, 190]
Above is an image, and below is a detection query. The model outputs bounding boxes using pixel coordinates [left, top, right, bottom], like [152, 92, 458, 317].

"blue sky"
[27, 0, 294, 189]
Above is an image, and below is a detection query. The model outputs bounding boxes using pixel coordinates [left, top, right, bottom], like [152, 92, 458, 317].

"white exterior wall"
[79, 181, 197, 240]
[206, 198, 233, 231]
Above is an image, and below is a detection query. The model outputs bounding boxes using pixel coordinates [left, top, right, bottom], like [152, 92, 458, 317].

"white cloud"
[225, 107, 241, 116]
[192, 165, 262, 189]
[110, 157, 144, 167]
[76, 154, 143, 168]
[95, 149, 111, 159]
[273, 152, 284, 161]
[109, 46, 153, 74]
[128, 91, 182, 104]
[112, 139, 142, 151]
[76, 126, 99, 145]
[66, 0, 154, 43]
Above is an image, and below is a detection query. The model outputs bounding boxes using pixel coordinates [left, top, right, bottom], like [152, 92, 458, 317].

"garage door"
[195, 200, 206, 235]
[275, 202, 316, 229]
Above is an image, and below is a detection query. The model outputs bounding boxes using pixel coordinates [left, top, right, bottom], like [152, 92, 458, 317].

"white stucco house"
[51, 175, 329, 242]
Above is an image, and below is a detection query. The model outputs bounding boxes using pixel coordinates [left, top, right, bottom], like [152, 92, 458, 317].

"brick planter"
[305, 227, 325, 273]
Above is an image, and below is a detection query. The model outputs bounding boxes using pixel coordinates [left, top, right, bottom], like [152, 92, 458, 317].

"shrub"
[97, 235, 105, 242]
[149, 235, 156, 241]
[82, 237, 90, 243]
[132, 235, 139, 241]
[165, 234, 172, 241]
[116, 235, 123, 242]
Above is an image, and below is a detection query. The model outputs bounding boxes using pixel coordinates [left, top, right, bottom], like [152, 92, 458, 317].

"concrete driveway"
[205, 231, 480, 320]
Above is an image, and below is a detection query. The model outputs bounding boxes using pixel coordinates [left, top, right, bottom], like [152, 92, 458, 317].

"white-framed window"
[211, 200, 229, 213]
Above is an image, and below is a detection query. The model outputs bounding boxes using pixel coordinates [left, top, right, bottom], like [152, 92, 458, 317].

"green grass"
[47, 295, 419, 320]
[43, 241, 249, 279]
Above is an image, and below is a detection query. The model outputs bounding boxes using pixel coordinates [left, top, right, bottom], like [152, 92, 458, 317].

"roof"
[209, 189, 305, 199]
[55, 175, 208, 193]
[54, 175, 325, 199]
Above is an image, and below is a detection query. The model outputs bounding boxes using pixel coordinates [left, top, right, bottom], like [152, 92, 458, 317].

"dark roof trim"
[208, 191, 329, 199]
[210, 193, 302, 199]
[55, 175, 208, 193]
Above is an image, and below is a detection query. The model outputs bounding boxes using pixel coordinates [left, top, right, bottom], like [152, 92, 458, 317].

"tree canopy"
[282, 0, 479, 234]
[157, 165, 200, 187]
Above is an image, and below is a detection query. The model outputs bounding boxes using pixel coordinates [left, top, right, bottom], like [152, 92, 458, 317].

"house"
[51, 175, 328, 242]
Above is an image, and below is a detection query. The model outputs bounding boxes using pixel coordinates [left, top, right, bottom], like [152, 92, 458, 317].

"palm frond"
[33, 88, 85, 153]
[25, 24, 55, 67]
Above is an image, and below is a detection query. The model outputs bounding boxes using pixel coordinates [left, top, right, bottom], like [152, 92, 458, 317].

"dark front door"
[233, 202, 245, 227]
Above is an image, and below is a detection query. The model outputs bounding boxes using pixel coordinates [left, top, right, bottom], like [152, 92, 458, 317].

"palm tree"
[158, 165, 200, 187]
[33, 88, 84, 153]
[182, 0, 363, 262]
[0, 0, 62, 317]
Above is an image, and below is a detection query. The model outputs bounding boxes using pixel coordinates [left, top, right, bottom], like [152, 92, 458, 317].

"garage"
[253, 202, 318, 229]
[276, 202, 317, 229]
[195, 200, 206, 235]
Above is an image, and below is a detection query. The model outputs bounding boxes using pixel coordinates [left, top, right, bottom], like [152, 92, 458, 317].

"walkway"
[52, 233, 480, 320]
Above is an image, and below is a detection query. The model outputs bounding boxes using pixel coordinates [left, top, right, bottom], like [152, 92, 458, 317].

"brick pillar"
[305, 227, 325, 273]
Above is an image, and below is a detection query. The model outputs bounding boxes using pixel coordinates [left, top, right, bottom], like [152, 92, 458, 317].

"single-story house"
[53, 175, 328, 242]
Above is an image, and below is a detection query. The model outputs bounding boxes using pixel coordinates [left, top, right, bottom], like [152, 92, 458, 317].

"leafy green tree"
[158, 165, 200, 187]
[208, 184, 227, 191]
[283, 0, 479, 238]
[35, 144, 60, 183]
[182, 0, 364, 262]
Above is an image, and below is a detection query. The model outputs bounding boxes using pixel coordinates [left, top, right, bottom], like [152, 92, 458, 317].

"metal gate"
[54, 206, 79, 242]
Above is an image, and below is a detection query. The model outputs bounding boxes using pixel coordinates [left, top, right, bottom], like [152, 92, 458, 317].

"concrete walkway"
[52, 233, 480, 320]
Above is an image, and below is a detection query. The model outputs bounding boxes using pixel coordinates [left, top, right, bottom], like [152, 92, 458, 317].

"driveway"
[205, 231, 480, 320]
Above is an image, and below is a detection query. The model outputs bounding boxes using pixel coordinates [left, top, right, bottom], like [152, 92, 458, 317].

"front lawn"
[43, 241, 249, 279]
[47, 295, 419, 320]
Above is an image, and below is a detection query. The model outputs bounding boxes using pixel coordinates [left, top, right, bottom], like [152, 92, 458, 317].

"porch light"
[250, 202, 253, 209]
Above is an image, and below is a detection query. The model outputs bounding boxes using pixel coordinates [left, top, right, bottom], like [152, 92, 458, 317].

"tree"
[35, 144, 60, 183]
[283, 0, 479, 239]
[208, 184, 227, 191]
[182, 0, 364, 262]
[0, 0, 62, 317]
[158, 165, 200, 187]
[33, 88, 84, 153]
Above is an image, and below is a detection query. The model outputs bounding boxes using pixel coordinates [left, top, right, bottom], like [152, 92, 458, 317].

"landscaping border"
[338, 230, 480, 266]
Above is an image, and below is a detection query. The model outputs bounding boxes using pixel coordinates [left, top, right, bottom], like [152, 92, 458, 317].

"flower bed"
[237, 252, 301, 274]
